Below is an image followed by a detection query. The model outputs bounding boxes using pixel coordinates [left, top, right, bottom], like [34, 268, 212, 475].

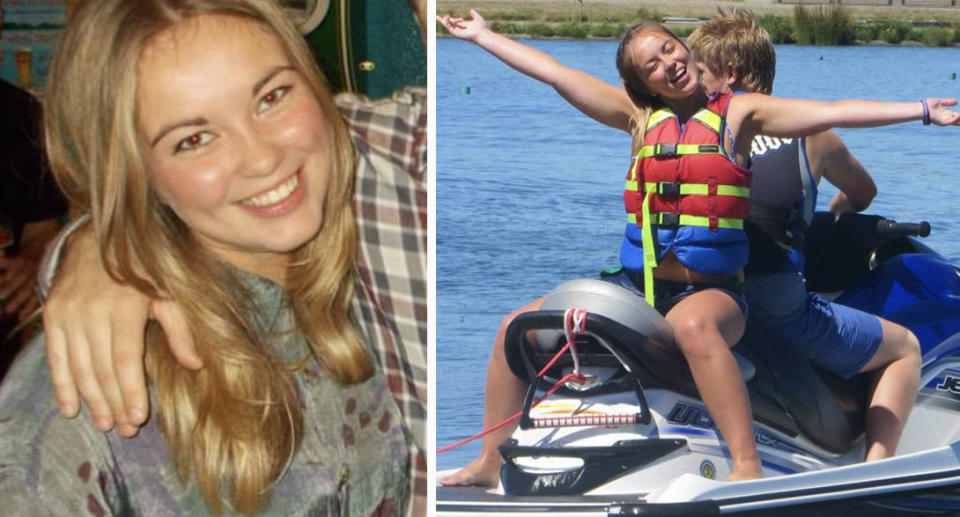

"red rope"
[436, 371, 583, 453]
[437, 309, 588, 454]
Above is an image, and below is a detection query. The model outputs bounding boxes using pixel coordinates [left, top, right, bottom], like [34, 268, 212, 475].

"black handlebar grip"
[876, 219, 931, 238]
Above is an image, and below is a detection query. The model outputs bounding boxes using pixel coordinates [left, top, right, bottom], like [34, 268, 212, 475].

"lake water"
[436, 37, 960, 471]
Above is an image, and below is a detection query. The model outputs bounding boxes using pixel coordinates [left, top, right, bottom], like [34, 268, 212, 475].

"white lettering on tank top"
[750, 135, 794, 157]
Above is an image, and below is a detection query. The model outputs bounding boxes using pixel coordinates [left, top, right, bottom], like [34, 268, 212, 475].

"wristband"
[921, 99, 931, 126]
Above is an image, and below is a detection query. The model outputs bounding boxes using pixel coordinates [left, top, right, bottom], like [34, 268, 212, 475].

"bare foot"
[726, 458, 764, 481]
[439, 455, 501, 487]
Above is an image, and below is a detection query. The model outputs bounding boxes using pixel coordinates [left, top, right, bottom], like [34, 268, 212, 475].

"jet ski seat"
[503, 279, 867, 455]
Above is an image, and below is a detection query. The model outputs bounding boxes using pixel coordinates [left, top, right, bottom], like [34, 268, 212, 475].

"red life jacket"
[621, 93, 752, 306]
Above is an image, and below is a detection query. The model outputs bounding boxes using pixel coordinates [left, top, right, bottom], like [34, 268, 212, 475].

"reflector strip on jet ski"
[531, 413, 641, 428]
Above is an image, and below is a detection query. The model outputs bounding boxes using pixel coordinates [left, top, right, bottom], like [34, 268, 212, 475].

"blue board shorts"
[744, 271, 882, 379]
[599, 267, 749, 318]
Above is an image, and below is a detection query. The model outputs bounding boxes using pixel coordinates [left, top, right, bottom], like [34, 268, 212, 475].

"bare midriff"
[652, 251, 743, 284]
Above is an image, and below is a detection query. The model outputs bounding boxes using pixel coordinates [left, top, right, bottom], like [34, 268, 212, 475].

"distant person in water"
[437, 8, 940, 486]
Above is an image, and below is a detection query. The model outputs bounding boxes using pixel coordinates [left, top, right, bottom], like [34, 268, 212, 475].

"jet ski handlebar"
[875, 218, 931, 238]
[805, 212, 933, 293]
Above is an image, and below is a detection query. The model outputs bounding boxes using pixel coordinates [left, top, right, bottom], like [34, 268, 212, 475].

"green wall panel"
[304, 0, 425, 99]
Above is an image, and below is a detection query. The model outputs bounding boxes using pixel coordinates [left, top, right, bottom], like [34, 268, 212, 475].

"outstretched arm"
[805, 130, 876, 212]
[438, 9, 635, 132]
[728, 95, 960, 163]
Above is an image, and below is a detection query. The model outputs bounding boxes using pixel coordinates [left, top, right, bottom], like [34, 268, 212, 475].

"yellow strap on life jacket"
[636, 143, 723, 159]
[645, 108, 675, 131]
[691, 109, 723, 133]
[624, 181, 750, 197]
[644, 182, 750, 198]
[640, 189, 657, 306]
[645, 107, 722, 133]
[627, 212, 744, 229]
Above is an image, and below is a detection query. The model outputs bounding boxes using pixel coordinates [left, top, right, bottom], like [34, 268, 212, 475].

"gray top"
[0, 271, 409, 516]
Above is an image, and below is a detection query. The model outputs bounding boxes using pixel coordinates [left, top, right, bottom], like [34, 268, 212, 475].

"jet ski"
[437, 211, 960, 516]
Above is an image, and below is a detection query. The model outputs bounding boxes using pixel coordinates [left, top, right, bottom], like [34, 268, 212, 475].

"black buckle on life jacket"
[654, 143, 677, 157]
[656, 181, 681, 196]
[656, 212, 681, 228]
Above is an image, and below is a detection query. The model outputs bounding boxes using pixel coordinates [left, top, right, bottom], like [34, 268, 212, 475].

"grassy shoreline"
[437, 1, 960, 46]
[438, 0, 960, 23]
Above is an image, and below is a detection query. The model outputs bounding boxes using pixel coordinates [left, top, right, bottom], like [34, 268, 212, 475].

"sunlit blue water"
[436, 37, 960, 471]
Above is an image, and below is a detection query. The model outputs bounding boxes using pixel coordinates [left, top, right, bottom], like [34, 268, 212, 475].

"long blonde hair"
[44, 0, 371, 512]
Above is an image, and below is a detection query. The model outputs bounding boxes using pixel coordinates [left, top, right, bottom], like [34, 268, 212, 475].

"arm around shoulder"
[38, 217, 199, 436]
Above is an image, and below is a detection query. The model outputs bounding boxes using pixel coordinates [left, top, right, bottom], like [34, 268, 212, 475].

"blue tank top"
[744, 136, 817, 274]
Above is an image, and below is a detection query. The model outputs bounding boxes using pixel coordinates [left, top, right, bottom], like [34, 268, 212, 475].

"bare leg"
[665, 290, 761, 481]
[440, 297, 545, 487]
[857, 319, 921, 462]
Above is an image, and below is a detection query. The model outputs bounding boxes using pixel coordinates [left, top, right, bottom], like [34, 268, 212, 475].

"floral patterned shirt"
[0, 270, 408, 516]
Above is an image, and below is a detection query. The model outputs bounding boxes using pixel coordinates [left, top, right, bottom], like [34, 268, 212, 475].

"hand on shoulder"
[41, 223, 200, 437]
